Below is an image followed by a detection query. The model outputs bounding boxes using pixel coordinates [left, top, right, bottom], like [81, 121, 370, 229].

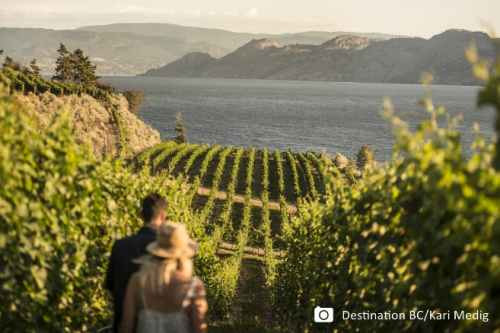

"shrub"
[95, 81, 117, 94]
[123, 89, 147, 116]
[2, 56, 21, 71]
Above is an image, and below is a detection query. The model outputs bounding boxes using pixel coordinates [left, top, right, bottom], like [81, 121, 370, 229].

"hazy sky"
[1, 0, 499, 38]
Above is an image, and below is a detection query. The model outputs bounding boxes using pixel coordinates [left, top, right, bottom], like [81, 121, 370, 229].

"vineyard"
[1, 47, 500, 332]
[143, 142, 353, 237]
[133, 142, 345, 250]
[129, 141, 350, 330]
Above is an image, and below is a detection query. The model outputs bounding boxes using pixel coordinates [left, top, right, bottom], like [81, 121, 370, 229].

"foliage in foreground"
[0, 88, 225, 331]
[272, 57, 500, 332]
[0, 96, 147, 331]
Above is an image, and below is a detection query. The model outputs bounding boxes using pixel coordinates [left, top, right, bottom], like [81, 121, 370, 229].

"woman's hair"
[134, 254, 193, 293]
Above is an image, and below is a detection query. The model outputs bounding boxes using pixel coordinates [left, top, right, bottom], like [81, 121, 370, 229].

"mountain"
[0, 28, 231, 75]
[0, 23, 408, 76]
[141, 30, 496, 85]
[77, 23, 410, 49]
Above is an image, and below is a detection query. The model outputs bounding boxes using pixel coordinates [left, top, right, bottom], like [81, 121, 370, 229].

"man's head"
[140, 193, 167, 227]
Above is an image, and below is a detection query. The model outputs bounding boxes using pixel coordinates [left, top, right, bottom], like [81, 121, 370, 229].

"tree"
[356, 144, 374, 170]
[53, 44, 99, 87]
[29, 59, 41, 76]
[172, 112, 187, 144]
[3, 56, 20, 71]
[0, 49, 3, 55]
[72, 48, 99, 86]
[20, 65, 33, 75]
[53, 43, 73, 82]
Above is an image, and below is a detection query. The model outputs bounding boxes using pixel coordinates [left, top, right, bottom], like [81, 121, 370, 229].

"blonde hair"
[135, 254, 193, 294]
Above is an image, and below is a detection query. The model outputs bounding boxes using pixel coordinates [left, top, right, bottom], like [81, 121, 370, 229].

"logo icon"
[314, 306, 334, 323]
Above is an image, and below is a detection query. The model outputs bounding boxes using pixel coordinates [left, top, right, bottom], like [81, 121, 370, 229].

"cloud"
[222, 8, 257, 17]
[0, 4, 351, 34]
[0, 4, 253, 18]
[243, 8, 258, 17]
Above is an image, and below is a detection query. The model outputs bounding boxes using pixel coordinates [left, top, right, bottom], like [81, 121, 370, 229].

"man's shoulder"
[115, 232, 142, 245]
[113, 228, 156, 249]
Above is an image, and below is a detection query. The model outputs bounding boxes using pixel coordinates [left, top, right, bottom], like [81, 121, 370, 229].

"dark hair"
[140, 193, 167, 224]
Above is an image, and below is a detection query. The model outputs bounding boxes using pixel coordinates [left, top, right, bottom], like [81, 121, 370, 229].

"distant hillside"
[77, 23, 409, 50]
[0, 23, 408, 76]
[0, 28, 231, 75]
[141, 30, 496, 85]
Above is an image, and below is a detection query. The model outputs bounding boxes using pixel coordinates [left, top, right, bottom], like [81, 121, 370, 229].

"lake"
[103, 77, 496, 161]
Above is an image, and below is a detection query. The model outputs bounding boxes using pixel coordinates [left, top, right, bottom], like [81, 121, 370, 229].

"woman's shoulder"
[127, 272, 140, 290]
[129, 271, 140, 283]
[193, 277, 204, 287]
[192, 277, 206, 296]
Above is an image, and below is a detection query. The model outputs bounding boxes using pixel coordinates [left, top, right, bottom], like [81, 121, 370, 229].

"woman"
[119, 222, 207, 333]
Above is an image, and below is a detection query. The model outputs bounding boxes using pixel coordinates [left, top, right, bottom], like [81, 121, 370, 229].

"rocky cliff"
[141, 30, 497, 85]
[17, 92, 161, 157]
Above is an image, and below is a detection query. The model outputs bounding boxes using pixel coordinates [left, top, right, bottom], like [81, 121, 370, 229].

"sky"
[1, 0, 499, 38]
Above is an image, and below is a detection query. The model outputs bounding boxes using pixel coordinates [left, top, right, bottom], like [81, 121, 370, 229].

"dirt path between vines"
[211, 249, 275, 333]
[197, 187, 297, 213]
[99, 101, 120, 158]
[219, 242, 282, 257]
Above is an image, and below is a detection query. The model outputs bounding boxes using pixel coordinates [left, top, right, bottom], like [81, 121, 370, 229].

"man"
[105, 193, 167, 332]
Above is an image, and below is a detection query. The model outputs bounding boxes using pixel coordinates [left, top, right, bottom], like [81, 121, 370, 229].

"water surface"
[103, 77, 496, 161]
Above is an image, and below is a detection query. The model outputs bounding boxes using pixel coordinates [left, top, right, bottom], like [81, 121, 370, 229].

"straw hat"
[146, 222, 199, 258]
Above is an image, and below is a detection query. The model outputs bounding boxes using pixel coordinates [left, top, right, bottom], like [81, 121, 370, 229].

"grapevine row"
[173, 144, 211, 187]
[307, 152, 332, 196]
[185, 145, 222, 206]
[3, 68, 109, 100]
[260, 149, 276, 296]
[135, 142, 175, 171]
[167, 144, 199, 173]
[257, 149, 271, 246]
[218, 148, 255, 311]
[274, 150, 290, 233]
[208, 147, 244, 250]
[297, 152, 318, 200]
[274, 150, 285, 195]
[199, 146, 233, 222]
[151, 143, 186, 171]
[154, 144, 201, 189]
[284, 150, 301, 199]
